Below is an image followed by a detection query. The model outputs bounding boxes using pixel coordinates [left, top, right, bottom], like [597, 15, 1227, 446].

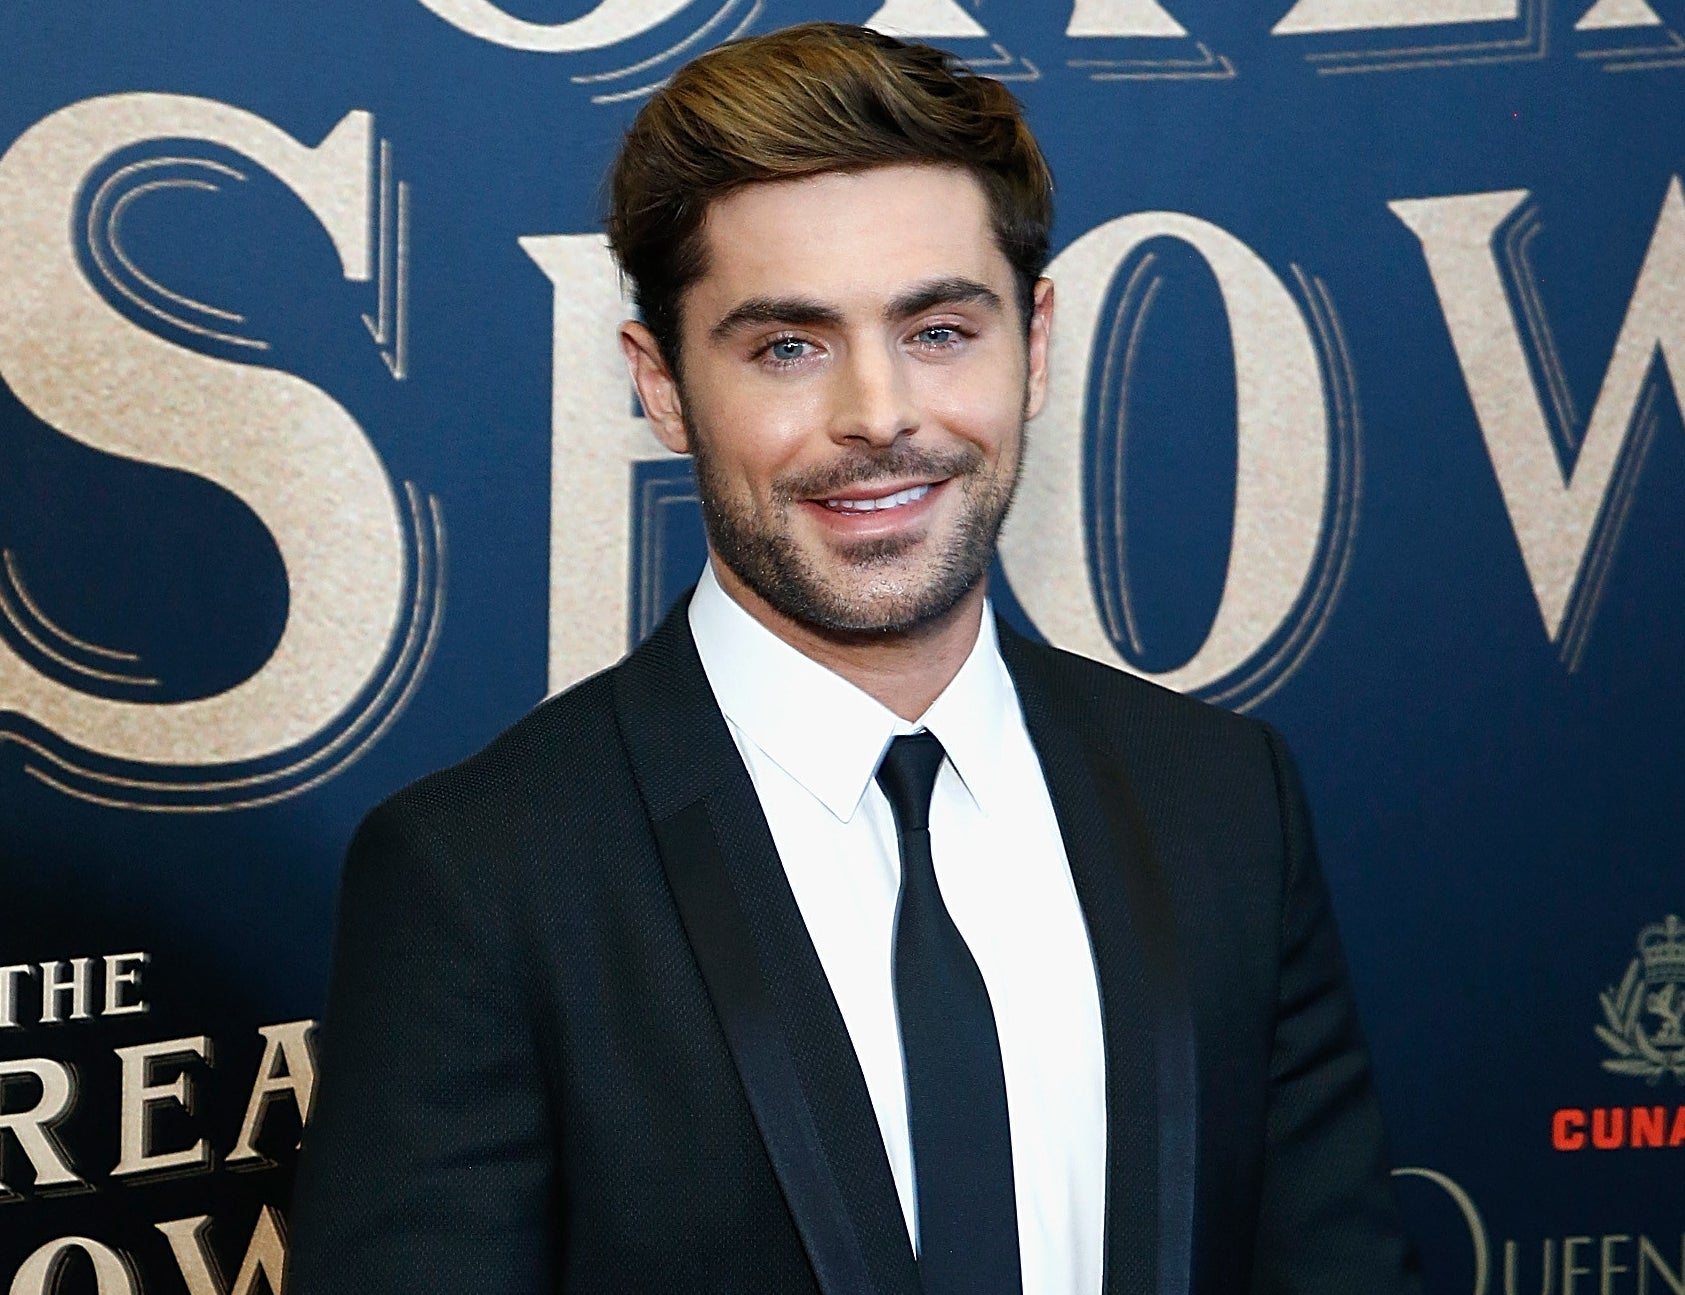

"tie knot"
[875, 731, 947, 836]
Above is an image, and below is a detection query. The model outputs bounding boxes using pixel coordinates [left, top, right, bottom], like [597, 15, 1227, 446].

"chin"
[702, 481, 1005, 640]
[756, 559, 985, 638]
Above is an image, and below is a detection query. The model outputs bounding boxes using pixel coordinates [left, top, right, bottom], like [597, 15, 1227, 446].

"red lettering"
[1553, 1108, 1587, 1151]
[1551, 1104, 1685, 1150]
[1631, 1106, 1666, 1148]
[1592, 1107, 1626, 1149]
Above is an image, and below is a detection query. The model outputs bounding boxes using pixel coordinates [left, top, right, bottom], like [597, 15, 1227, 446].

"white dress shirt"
[689, 562, 1106, 1295]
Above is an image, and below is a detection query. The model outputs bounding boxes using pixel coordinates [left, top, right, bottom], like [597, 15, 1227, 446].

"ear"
[1023, 277, 1054, 421]
[620, 321, 690, 454]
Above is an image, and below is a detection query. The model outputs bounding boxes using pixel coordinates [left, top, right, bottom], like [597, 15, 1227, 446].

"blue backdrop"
[2, 1, 1681, 1291]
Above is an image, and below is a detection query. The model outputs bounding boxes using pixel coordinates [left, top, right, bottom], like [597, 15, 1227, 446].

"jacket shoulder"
[1004, 629, 1271, 764]
[1002, 629, 1304, 872]
[360, 664, 633, 848]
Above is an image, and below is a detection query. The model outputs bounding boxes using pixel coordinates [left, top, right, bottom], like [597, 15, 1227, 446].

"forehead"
[690, 165, 1009, 315]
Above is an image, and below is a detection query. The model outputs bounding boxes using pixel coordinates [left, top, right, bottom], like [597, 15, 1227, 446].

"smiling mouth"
[820, 484, 934, 513]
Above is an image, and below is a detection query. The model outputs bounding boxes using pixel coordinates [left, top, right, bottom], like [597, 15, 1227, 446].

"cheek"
[689, 401, 815, 498]
[702, 384, 830, 464]
[922, 372, 1024, 459]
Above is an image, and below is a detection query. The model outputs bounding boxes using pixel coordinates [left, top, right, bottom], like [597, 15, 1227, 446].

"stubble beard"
[691, 429, 1022, 638]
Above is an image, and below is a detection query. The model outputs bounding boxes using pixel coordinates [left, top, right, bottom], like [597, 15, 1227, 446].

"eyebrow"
[707, 276, 1006, 342]
[709, 297, 843, 341]
[887, 276, 1004, 321]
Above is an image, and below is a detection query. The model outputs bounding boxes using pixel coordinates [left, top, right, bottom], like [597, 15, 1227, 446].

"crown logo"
[1599, 913, 1685, 1085]
[1640, 915, 1685, 985]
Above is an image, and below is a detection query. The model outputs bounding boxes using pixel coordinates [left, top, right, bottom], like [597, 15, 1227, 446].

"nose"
[831, 339, 918, 447]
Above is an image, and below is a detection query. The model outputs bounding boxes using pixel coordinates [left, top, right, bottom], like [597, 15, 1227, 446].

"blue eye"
[770, 338, 808, 361]
[916, 326, 959, 346]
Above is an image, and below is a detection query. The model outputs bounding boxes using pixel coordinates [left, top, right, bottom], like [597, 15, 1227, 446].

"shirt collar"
[918, 613, 1018, 819]
[688, 561, 1019, 823]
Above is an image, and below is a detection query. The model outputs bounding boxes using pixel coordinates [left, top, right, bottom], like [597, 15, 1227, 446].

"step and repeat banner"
[2, 0, 1681, 1290]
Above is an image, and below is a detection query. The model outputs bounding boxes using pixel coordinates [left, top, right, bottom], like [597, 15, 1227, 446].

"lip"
[810, 477, 945, 505]
[800, 477, 948, 539]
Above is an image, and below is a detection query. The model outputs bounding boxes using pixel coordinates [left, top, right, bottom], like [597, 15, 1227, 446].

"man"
[288, 23, 1421, 1295]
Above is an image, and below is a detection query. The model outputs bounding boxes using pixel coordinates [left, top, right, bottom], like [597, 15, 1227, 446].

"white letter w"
[1391, 180, 1685, 666]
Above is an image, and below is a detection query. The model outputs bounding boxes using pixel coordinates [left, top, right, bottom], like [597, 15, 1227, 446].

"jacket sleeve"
[286, 796, 556, 1295]
[1247, 725, 1423, 1295]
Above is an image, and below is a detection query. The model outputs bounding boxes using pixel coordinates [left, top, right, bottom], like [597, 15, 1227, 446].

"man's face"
[623, 164, 1052, 639]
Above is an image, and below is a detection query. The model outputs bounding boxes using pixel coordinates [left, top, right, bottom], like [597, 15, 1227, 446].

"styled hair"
[605, 21, 1054, 372]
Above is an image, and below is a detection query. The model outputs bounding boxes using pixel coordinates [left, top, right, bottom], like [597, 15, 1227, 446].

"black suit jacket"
[288, 601, 1422, 1294]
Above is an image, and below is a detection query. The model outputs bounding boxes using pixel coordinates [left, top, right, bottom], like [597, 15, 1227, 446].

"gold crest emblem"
[1598, 914, 1685, 1085]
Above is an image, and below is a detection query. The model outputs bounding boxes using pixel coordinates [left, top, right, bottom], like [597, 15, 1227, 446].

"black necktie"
[875, 732, 1022, 1294]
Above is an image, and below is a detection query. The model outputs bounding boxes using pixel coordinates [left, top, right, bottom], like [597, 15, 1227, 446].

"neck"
[709, 560, 987, 722]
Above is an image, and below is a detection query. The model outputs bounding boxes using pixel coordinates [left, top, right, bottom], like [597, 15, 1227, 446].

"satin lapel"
[1001, 628, 1197, 1295]
[612, 601, 920, 1295]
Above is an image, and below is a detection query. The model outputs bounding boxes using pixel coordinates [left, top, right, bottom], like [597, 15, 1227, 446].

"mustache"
[773, 441, 985, 502]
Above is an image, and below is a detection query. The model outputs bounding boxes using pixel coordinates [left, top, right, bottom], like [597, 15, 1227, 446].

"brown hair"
[606, 22, 1054, 372]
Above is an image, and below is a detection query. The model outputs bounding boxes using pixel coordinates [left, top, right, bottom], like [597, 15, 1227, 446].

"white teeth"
[825, 484, 932, 512]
